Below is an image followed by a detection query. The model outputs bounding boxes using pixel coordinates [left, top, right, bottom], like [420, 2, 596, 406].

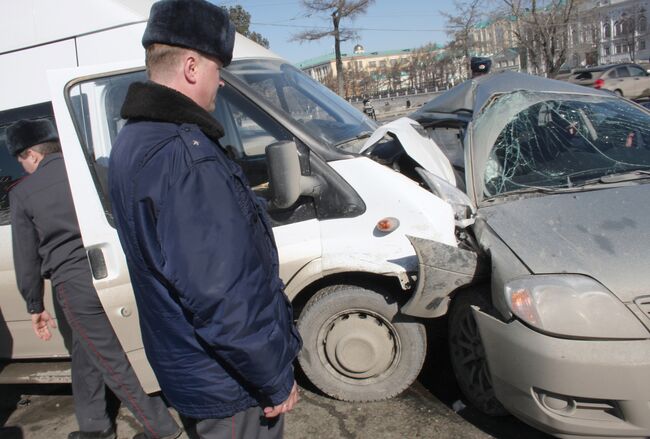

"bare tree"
[503, 0, 580, 77]
[227, 5, 270, 48]
[441, 0, 485, 80]
[292, 0, 375, 96]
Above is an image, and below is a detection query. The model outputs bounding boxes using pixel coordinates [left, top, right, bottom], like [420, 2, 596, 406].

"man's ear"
[183, 54, 199, 85]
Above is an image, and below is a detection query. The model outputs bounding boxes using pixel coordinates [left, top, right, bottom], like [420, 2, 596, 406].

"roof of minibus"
[0, 0, 282, 62]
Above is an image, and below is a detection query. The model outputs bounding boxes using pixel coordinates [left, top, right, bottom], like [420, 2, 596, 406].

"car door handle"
[87, 248, 108, 280]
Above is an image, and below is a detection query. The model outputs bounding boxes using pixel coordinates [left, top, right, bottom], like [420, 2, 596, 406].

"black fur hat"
[142, 0, 235, 67]
[6, 119, 59, 157]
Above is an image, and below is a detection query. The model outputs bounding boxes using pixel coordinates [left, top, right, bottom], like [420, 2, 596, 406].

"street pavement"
[0, 321, 553, 439]
[0, 381, 547, 439]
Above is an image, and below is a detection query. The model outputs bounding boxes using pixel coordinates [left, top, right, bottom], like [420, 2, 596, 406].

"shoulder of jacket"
[176, 124, 220, 164]
[8, 176, 29, 194]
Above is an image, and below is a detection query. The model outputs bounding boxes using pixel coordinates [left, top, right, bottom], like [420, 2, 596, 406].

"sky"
[215, 0, 459, 63]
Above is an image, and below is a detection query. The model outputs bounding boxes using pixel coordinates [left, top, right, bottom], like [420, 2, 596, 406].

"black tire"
[614, 89, 623, 97]
[448, 288, 508, 416]
[297, 284, 426, 402]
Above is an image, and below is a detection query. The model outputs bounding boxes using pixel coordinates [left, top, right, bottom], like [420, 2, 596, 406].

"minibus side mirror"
[266, 141, 321, 209]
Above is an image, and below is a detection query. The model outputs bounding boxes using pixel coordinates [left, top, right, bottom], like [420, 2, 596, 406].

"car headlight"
[505, 275, 648, 339]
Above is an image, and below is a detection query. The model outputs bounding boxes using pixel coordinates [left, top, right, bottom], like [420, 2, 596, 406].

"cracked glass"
[474, 91, 650, 198]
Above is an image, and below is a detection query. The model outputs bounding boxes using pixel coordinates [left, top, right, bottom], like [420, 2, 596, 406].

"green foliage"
[226, 4, 270, 48]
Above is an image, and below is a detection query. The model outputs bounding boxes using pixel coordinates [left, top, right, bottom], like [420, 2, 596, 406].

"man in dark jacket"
[7, 119, 181, 439]
[108, 1, 302, 438]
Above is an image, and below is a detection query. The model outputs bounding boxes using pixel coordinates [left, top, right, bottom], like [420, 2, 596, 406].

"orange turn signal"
[376, 217, 400, 233]
[510, 288, 541, 326]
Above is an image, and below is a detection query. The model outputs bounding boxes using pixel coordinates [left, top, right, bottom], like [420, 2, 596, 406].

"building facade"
[596, 0, 650, 64]
[297, 44, 447, 98]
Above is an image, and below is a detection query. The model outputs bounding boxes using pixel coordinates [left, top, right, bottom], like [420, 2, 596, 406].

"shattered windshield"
[475, 91, 650, 198]
[228, 59, 377, 148]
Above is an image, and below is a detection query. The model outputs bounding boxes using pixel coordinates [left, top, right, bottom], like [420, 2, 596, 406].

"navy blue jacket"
[108, 82, 301, 419]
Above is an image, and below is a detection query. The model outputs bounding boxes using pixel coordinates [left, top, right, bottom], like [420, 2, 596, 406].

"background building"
[298, 0, 650, 96]
[297, 44, 452, 98]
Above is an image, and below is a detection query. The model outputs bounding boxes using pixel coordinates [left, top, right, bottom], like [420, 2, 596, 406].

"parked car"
[568, 63, 650, 99]
[409, 72, 650, 438]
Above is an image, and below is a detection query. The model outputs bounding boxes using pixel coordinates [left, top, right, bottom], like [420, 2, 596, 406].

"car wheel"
[448, 287, 508, 416]
[297, 284, 426, 402]
[614, 89, 623, 97]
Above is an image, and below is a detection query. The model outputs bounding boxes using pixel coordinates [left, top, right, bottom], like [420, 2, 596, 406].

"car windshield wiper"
[486, 185, 563, 200]
[599, 169, 650, 183]
[575, 169, 650, 186]
[335, 131, 373, 147]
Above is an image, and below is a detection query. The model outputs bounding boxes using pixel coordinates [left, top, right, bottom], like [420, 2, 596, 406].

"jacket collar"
[37, 152, 63, 170]
[120, 81, 224, 144]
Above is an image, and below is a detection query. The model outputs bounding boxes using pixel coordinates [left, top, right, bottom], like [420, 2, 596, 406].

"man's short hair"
[19, 141, 62, 158]
[145, 43, 188, 78]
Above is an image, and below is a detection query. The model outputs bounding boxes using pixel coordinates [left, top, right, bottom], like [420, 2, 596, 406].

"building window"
[368, 61, 376, 68]
[604, 22, 611, 38]
[639, 15, 647, 32]
[605, 46, 611, 56]
[640, 39, 647, 50]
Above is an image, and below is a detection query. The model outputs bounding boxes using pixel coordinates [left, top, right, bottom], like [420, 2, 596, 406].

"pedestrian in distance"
[6, 118, 181, 439]
[108, 1, 302, 438]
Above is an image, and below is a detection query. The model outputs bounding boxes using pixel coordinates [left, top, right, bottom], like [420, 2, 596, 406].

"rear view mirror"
[266, 141, 322, 209]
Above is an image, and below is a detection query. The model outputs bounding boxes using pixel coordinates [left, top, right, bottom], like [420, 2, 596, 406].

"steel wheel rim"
[316, 309, 400, 385]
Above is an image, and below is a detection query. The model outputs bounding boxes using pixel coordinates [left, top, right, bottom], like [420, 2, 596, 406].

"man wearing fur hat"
[108, 0, 301, 438]
[6, 118, 181, 439]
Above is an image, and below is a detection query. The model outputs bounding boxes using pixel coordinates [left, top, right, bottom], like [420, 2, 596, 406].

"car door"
[47, 60, 321, 391]
[614, 66, 634, 97]
[628, 65, 650, 98]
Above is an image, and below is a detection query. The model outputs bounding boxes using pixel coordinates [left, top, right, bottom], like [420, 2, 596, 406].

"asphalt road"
[0, 320, 553, 439]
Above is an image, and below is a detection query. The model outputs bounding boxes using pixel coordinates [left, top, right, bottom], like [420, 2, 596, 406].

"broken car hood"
[480, 184, 650, 302]
[361, 117, 456, 186]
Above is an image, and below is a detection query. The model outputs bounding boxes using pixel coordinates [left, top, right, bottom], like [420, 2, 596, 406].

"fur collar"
[121, 81, 224, 143]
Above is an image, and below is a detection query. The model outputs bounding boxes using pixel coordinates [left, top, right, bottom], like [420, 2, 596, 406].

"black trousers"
[55, 271, 179, 438]
[186, 406, 284, 439]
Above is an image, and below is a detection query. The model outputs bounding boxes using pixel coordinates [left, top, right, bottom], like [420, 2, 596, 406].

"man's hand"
[31, 311, 56, 341]
[263, 381, 299, 418]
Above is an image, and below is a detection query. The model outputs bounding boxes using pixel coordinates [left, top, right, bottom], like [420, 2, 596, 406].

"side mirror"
[266, 141, 322, 209]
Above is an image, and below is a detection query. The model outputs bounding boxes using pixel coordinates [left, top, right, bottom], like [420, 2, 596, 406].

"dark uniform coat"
[10, 151, 181, 436]
[108, 81, 302, 419]
[10, 153, 88, 313]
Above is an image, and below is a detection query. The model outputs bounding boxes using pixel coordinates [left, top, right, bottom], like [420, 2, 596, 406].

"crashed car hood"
[361, 117, 456, 186]
[480, 184, 650, 302]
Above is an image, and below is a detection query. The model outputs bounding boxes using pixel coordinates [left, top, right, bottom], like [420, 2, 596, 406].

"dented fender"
[401, 235, 488, 318]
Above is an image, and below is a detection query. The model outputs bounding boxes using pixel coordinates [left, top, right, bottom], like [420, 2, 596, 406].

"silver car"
[411, 72, 650, 438]
[568, 63, 650, 99]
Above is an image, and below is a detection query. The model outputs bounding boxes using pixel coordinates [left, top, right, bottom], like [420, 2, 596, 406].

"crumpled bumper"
[401, 235, 487, 318]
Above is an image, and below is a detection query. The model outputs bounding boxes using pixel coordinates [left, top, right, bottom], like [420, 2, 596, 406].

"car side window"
[212, 84, 294, 195]
[629, 66, 646, 77]
[0, 103, 54, 225]
[616, 67, 631, 78]
[67, 70, 316, 227]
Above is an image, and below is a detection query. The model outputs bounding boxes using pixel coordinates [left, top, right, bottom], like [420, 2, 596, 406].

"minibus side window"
[67, 71, 316, 227]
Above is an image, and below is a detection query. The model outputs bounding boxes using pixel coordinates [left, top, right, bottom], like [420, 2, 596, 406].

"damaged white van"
[0, 1, 474, 402]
